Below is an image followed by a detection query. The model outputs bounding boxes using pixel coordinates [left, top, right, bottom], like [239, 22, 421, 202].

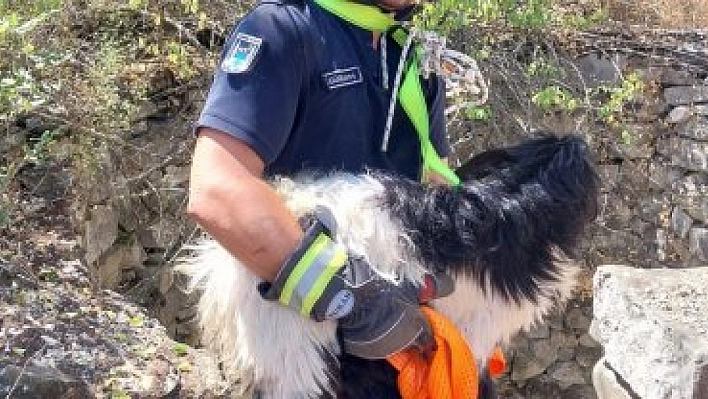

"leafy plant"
[595, 72, 645, 124]
[526, 59, 564, 79]
[465, 104, 493, 121]
[172, 342, 190, 357]
[532, 85, 578, 112]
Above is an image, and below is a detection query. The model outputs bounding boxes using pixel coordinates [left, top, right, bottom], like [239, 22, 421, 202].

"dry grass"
[602, 0, 708, 29]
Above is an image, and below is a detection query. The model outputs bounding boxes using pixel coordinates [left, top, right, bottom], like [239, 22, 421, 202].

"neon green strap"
[312, 0, 460, 185]
[313, 0, 395, 31]
[398, 54, 462, 186]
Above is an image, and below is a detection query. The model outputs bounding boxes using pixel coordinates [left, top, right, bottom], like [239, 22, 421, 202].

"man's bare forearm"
[187, 128, 302, 281]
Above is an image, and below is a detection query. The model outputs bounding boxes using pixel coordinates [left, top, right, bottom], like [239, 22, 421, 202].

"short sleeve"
[196, 4, 304, 164]
[428, 77, 451, 158]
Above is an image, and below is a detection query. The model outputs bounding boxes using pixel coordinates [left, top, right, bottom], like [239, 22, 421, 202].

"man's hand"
[260, 207, 453, 359]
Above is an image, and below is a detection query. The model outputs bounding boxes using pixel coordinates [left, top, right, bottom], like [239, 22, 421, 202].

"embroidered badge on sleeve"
[221, 33, 263, 74]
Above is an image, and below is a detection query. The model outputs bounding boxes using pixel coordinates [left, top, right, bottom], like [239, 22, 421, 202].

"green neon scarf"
[313, 0, 461, 186]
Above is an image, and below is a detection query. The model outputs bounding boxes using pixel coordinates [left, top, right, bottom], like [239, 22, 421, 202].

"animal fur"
[177, 134, 599, 398]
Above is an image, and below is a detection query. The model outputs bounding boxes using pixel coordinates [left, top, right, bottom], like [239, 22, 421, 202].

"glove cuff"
[260, 208, 350, 320]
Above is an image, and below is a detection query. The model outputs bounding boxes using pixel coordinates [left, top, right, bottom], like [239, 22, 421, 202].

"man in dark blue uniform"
[197, 1, 449, 180]
[187, 0, 453, 380]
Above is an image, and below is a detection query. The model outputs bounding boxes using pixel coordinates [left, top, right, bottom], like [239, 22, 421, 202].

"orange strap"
[387, 307, 507, 399]
[388, 307, 477, 399]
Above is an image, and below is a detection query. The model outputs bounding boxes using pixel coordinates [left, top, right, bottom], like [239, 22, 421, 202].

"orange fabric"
[387, 307, 479, 399]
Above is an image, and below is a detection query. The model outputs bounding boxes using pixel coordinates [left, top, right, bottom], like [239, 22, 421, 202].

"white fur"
[176, 174, 578, 398]
[433, 252, 578, 360]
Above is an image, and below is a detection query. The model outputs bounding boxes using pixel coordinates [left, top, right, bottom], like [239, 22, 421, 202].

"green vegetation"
[596, 72, 645, 125]
[414, 0, 556, 34]
[413, 0, 610, 35]
[0, 0, 238, 227]
[532, 86, 578, 113]
[465, 105, 493, 121]
[172, 342, 190, 356]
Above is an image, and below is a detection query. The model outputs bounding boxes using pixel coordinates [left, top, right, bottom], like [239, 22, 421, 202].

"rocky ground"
[0, 172, 231, 398]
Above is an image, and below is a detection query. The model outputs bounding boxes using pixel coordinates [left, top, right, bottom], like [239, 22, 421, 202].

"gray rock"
[526, 324, 551, 340]
[163, 165, 190, 188]
[557, 347, 577, 363]
[530, 338, 560, 373]
[666, 106, 694, 124]
[566, 307, 592, 332]
[591, 265, 708, 399]
[679, 117, 708, 141]
[689, 228, 708, 262]
[546, 311, 565, 331]
[579, 333, 601, 349]
[137, 216, 186, 250]
[599, 194, 632, 230]
[98, 240, 146, 290]
[659, 68, 700, 87]
[598, 165, 620, 192]
[637, 195, 669, 225]
[655, 228, 668, 262]
[511, 345, 547, 382]
[591, 228, 643, 262]
[575, 53, 625, 88]
[576, 345, 603, 369]
[563, 383, 599, 399]
[696, 105, 708, 116]
[671, 207, 694, 239]
[0, 130, 25, 153]
[665, 137, 708, 172]
[0, 361, 92, 399]
[647, 160, 672, 189]
[550, 362, 587, 390]
[664, 85, 708, 106]
[673, 174, 708, 223]
[551, 329, 579, 362]
[83, 204, 119, 265]
[608, 124, 656, 159]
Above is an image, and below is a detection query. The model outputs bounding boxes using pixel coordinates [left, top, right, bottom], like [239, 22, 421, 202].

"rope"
[417, 31, 489, 115]
[381, 28, 417, 152]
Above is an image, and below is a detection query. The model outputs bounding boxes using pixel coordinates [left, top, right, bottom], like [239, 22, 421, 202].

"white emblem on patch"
[221, 33, 263, 74]
[325, 289, 354, 319]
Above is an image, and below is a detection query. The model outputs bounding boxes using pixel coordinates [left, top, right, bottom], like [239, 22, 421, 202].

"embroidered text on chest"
[322, 67, 363, 90]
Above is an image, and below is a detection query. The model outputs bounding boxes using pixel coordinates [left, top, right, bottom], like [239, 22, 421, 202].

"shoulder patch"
[221, 33, 263, 74]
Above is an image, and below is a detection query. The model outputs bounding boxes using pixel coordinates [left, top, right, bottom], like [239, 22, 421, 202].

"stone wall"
[498, 63, 708, 396]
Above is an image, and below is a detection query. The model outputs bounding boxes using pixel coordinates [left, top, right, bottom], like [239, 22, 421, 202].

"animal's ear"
[455, 148, 514, 182]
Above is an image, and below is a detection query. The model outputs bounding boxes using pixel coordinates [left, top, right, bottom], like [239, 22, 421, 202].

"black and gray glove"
[259, 207, 453, 360]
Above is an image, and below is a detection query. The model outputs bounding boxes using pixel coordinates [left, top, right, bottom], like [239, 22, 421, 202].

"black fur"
[381, 134, 598, 303]
[337, 354, 401, 399]
[336, 134, 599, 398]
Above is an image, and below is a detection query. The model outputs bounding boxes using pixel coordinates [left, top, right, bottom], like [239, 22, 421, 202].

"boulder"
[664, 85, 708, 106]
[591, 265, 708, 399]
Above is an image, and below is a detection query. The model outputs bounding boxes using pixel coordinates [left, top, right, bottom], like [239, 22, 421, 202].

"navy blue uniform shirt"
[197, 0, 450, 180]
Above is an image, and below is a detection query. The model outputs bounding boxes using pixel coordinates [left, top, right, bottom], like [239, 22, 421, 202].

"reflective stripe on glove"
[259, 206, 453, 359]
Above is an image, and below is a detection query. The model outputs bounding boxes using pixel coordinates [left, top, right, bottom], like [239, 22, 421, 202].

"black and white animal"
[177, 134, 599, 398]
